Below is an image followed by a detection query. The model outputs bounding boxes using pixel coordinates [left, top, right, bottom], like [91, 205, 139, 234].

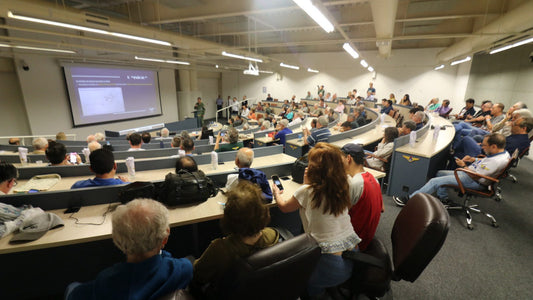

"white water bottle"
[82, 148, 90, 164]
[125, 157, 135, 178]
[433, 124, 440, 140]
[409, 131, 417, 147]
[18, 147, 29, 164]
[208, 135, 214, 145]
[380, 113, 385, 124]
[211, 151, 218, 170]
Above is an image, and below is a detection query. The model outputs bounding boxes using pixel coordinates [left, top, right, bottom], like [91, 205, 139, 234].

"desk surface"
[395, 116, 454, 158]
[15, 153, 297, 192]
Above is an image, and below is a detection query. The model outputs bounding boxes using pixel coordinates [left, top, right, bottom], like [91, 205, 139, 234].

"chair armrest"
[453, 168, 499, 194]
[342, 251, 387, 270]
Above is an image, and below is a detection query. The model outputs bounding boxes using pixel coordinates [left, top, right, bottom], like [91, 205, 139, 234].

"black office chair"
[442, 151, 517, 229]
[196, 233, 321, 300]
[333, 193, 450, 299]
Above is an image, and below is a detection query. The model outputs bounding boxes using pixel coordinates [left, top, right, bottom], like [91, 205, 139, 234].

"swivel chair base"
[445, 196, 499, 230]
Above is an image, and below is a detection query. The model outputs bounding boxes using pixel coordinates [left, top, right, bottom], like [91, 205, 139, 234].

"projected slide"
[79, 87, 126, 116]
[63, 64, 162, 126]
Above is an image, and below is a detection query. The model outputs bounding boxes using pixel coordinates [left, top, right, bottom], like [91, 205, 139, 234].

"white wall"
[8, 54, 179, 139]
[222, 48, 466, 109]
[0, 58, 31, 136]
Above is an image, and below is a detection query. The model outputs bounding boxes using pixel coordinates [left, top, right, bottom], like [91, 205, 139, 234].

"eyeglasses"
[11, 179, 17, 186]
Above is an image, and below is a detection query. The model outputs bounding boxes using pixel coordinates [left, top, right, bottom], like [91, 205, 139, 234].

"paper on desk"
[14, 174, 61, 193]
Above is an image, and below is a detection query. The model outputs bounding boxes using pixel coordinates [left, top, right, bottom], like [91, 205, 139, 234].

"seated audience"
[334, 100, 345, 114]
[412, 111, 426, 130]
[462, 101, 492, 126]
[310, 104, 323, 117]
[434, 99, 452, 118]
[341, 143, 383, 251]
[192, 181, 279, 289]
[380, 99, 393, 115]
[273, 143, 360, 297]
[453, 103, 505, 145]
[171, 136, 181, 148]
[365, 127, 399, 171]
[490, 102, 530, 137]
[303, 116, 331, 147]
[389, 93, 396, 103]
[454, 98, 476, 120]
[453, 117, 532, 159]
[289, 112, 304, 126]
[266, 93, 273, 101]
[265, 103, 273, 115]
[197, 126, 213, 140]
[175, 156, 198, 173]
[354, 107, 366, 127]
[180, 138, 195, 156]
[46, 141, 80, 166]
[241, 104, 250, 118]
[225, 148, 273, 199]
[274, 119, 293, 146]
[127, 133, 145, 151]
[86, 135, 97, 144]
[325, 107, 336, 123]
[399, 94, 411, 106]
[425, 98, 440, 112]
[8, 137, 20, 145]
[248, 108, 257, 120]
[88, 141, 102, 153]
[0, 162, 17, 195]
[214, 128, 243, 152]
[65, 199, 193, 299]
[305, 91, 313, 100]
[55, 132, 67, 141]
[141, 132, 152, 144]
[394, 133, 510, 206]
[71, 149, 127, 189]
[285, 107, 294, 121]
[31, 137, 48, 154]
[94, 132, 106, 142]
[260, 120, 271, 131]
[160, 128, 170, 138]
[398, 120, 417, 136]
[339, 121, 352, 132]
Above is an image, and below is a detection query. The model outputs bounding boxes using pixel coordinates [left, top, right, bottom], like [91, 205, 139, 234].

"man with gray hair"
[225, 148, 273, 201]
[412, 111, 426, 130]
[399, 120, 417, 136]
[65, 199, 193, 299]
[31, 137, 48, 154]
[214, 128, 243, 152]
[274, 119, 293, 146]
[303, 115, 331, 147]
[94, 132, 105, 142]
[160, 127, 170, 138]
[88, 140, 102, 153]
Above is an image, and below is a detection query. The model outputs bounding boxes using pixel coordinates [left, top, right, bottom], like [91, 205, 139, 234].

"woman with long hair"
[272, 142, 360, 297]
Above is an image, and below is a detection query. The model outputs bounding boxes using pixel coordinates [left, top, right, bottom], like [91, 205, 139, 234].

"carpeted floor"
[376, 158, 533, 299]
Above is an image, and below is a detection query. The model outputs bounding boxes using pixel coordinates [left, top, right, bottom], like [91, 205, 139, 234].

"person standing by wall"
[194, 97, 206, 127]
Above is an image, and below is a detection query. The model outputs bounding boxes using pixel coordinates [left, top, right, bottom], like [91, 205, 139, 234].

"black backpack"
[157, 170, 218, 206]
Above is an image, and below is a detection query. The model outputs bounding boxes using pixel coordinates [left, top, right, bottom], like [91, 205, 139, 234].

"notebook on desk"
[14, 174, 61, 193]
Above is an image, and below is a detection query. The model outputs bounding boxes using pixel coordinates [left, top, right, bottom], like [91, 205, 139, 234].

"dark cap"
[341, 143, 365, 163]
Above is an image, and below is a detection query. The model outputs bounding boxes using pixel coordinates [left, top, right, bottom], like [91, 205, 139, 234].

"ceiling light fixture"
[259, 70, 274, 74]
[293, 0, 334, 33]
[135, 56, 190, 65]
[7, 11, 171, 46]
[342, 43, 359, 59]
[434, 64, 444, 70]
[489, 36, 533, 54]
[0, 43, 75, 54]
[367, 66, 374, 72]
[360, 60, 368, 68]
[280, 62, 300, 70]
[243, 62, 259, 76]
[450, 56, 471, 66]
[221, 51, 263, 63]
[307, 68, 319, 73]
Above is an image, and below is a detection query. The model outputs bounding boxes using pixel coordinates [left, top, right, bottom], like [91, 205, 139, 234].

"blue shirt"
[307, 127, 331, 147]
[274, 127, 293, 146]
[506, 134, 529, 155]
[71, 177, 126, 189]
[380, 105, 392, 115]
[415, 122, 424, 130]
[67, 250, 193, 300]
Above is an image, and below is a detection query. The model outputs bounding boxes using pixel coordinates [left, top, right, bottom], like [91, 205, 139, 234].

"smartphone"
[69, 152, 77, 163]
[272, 175, 284, 191]
[220, 132, 226, 137]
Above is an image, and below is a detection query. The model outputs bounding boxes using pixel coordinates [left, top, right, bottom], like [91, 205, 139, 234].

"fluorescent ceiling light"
[221, 51, 263, 63]
[0, 43, 75, 53]
[360, 60, 368, 68]
[343, 43, 359, 59]
[259, 70, 274, 74]
[293, 0, 334, 33]
[450, 56, 471, 66]
[7, 11, 171, 46]
[434, 64, 444, 70]
[367, 66, 374, 72]
[489, 36, 533, 54]
[307, 68, 319, 73]
[280, 62, 300, 70]
[135, 56, 190, 65]
[215, 65, 219, 68]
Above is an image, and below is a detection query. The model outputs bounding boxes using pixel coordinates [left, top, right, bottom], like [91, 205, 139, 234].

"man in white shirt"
[231, 97, 239, 115]
[0, 162, 17, 195]
[225, 148, 254, 191]
[289, 112, 303, 126]
[127, 133, 145, 151]
[241, 104, 250, 118]
[393, 133, 510, 206]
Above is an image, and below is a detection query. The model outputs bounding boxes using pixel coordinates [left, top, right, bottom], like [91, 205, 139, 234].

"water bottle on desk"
[18, 147, 28, 165]
[125, 157, 135, 179]
[211, 151, 218, 170]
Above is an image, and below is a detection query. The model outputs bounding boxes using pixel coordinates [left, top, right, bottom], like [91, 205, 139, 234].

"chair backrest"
[214, 233, 321, 300]
[391, 193, 450, 282]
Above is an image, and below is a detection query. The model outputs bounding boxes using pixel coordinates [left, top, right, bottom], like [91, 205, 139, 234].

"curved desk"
[386, 115, 455, 196]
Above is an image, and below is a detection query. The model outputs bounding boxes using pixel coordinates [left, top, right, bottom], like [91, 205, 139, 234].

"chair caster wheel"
[492, 222, 499, 228]
[467, 224, 474, 230]
[495, 195, 502, 202]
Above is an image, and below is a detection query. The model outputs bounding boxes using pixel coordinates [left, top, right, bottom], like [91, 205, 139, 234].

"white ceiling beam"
[370, 0, 398, 58]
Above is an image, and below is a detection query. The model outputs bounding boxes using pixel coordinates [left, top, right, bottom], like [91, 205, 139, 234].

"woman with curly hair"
[272, 142, 360, 297]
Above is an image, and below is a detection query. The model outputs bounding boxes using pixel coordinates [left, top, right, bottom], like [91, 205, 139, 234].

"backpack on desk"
[157, 170, 218, 206]
[291, 154, 308, 184]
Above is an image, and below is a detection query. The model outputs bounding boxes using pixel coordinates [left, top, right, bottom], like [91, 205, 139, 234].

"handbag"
[291, 154, 308, 184]
[157, 170, 218, 206]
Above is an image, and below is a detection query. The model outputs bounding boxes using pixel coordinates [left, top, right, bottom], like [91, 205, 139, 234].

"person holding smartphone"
[272, 142, 360, 297]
